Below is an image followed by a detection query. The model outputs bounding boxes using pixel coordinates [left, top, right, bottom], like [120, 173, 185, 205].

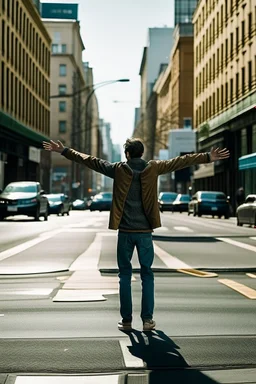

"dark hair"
[123, 138, 144, 158]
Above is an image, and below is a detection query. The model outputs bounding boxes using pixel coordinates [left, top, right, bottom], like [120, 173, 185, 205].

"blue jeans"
[117, 232, 154, 322]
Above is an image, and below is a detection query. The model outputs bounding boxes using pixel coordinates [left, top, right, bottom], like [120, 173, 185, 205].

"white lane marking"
[247, 273, 256, 278]
[15, 375, 120, 383]
[174, 226, 193, 232]
[0, 229, 63, 262]
[153, 243, 191, 269]
[53, 233, 119, 302]
[154, 226, 169, 231]
[0, 289, 53, 296]
[119, 338, 144, 367]
[250, 237, 256, 241]
[69, 233, 102, 270]
[218, 279, 256, 299]
[216, 237, 256, 253]
[0, 314, 4, 317]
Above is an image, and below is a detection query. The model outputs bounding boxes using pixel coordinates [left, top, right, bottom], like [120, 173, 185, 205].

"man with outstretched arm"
[43, 138, 230, 331]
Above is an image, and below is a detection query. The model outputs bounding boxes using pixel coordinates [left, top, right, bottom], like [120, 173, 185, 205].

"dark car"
[89, 192, 113, 212]
[158, 192, 178, 212]
[45, 193, 70, 216]
[0, 181, 48, 221]
[188, 191, 230, 219]
[172, 194, 191, 213]
[236, 194, 256, 227]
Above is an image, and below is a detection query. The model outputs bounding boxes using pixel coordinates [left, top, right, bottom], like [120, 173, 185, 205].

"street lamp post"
[49, 79, 129, 198]
[82, 79, 129, 196]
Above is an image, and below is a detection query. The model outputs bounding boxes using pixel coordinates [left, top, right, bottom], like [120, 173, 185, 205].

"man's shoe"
[143, 319, 156, 331]
[118, 320, 132, 331]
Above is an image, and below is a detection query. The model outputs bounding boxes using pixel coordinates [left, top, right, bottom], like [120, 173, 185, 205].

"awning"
[0, 110, 49, 146]
[193, 163, 214, 179]
[239, 152, 256, 170]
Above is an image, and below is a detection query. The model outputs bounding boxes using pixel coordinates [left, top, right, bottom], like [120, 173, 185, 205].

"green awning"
[0, 110, 49, 145]
[239, 152, 256, 170]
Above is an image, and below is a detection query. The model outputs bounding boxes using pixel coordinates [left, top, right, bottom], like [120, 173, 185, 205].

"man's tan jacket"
[62, 149, 210, 230]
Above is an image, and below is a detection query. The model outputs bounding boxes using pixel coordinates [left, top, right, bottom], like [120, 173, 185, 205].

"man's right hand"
[42, 140, 65, 153]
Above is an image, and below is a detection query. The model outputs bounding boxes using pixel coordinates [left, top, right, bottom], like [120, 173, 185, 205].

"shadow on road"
[124, 329, 218, 383]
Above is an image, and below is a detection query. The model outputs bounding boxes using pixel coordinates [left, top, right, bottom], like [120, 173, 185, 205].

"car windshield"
[180, 195, 191, 201]
[201, 192, 226, 199]
[95, 193, 112, 199]
[4, 184, 37, 193]
[46, 195, 62, 202]
[160, 193, 177, 200]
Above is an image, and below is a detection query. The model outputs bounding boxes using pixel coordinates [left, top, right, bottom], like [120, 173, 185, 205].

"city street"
[0, 211, 256, 383]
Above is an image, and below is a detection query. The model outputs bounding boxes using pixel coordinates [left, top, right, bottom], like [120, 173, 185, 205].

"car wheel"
[188, 211, 190, 215]
[237, 219, 242, 226]
[218, 215, 222, 219]
[193, 207, 197, 217]
[0, 215, 4, 221]
[34, 207, 40, 221]
[67, 210, 70, 216]
[224, 214, 229, 219]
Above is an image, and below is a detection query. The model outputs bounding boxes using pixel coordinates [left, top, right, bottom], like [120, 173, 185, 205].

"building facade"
[193, 0, 256, 210]
[43, 20, 86, 199]
[175, 0, 199, 25]
[0, 0, 51, 191]
[134, 28, 174, 159]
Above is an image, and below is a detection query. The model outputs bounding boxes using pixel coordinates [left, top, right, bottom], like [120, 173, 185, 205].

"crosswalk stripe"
[119, 338, 144, 367]
[14, 375, 121, 383]
[246, 273, 256, 278]
[174, 226, 193, 232]
[218, 279, 256, 299]
[216, 237, 256, 253]
[153, 243, 191, 269]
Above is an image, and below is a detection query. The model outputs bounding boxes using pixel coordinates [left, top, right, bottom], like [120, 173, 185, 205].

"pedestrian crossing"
[1, 215, 256, 301]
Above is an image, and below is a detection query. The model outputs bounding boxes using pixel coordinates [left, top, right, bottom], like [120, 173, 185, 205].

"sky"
[43, 0, 175, 146]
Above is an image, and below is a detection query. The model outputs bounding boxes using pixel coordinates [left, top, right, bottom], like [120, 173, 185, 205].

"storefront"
[0, 110, 51, 191]
[238, 152, 256, 197]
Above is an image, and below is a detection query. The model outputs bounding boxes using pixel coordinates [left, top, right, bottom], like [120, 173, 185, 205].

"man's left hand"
[210, 147, 230, 162]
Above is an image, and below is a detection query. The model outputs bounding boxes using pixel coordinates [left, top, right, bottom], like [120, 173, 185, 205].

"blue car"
[89, 192, 113, 211]
[45, 194, 70, 216]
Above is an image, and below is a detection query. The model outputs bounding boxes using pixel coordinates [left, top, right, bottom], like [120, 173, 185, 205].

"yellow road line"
[246, 273, 256, 279]
[177, 269, 217, 278]
[218, 279, 256, 299]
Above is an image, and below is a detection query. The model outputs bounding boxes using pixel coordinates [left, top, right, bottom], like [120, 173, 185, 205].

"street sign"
[41, 3, 78, 20]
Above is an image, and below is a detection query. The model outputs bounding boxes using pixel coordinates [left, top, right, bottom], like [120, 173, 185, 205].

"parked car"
[172, 194, 191, 213]
[45, 193, 70, 216]
[0, 181, 48, 221]
[236, 194, 256, 227]
[188, 191, 230, 219]
[158, 192, 178, 212]
[89, 192, 112, 211]
[72, 199, 86, 210]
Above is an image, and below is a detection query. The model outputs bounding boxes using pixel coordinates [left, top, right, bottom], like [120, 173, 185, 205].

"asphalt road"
[0, 211, 256, 383]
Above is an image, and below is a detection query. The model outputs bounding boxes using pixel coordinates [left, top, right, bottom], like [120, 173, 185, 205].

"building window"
[241, 67, 245, 94]
[59, 64, 67, 76]
[59, 121, 67, 133]
[248, 61, 252, 91]
[225, 82, 228, 107]
[59, 101, 66, 112]
[221, 84, 224, 109]
[183, 118, 192, 129]
[230, 32, 233, 60]
[52, 44, 58, 53]
[230, 78, 233, 103]
[241, 128, 247, 156]
[241, 21, 245, 47]
[53, 32, 61, 43]
[59, 84, 67, 95]
[230, 0, 233, 15]
[236, 72, 239, 99]
[61, 44, 67, 53]
[225, 38, 228, 66]
[236, 27, 239, 53]
[252, 125, 256, 152]
[248, 13, 252, 39]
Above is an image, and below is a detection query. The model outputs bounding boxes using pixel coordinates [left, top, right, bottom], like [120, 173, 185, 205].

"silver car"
[236, 194, 256, 227]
